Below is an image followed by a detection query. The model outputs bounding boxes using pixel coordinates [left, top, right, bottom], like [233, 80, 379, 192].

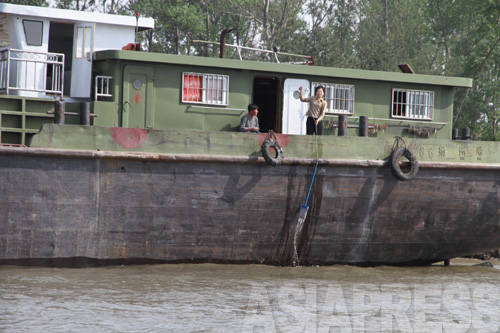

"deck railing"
[0, 49, 64, 96]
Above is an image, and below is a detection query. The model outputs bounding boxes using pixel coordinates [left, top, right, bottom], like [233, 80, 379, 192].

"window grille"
[182, 72, 229, 105]
[95, 75, 112, 99]
[312, 82, 354, 114]
[392, 89, 434, 120]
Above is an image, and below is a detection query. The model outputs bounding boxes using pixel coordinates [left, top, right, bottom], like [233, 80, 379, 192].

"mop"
[298, 165, 317, 223]
[293, 123, 319, 266]
[299, 121, 320, 227]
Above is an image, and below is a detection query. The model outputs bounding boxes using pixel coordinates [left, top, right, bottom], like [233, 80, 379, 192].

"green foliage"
[303, 0, 359, 68]
[436, 0, 500, 140]
[356, 0, 434, 72]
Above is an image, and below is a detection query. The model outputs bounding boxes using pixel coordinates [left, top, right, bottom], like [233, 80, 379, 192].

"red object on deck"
[122, 43, 141, 51]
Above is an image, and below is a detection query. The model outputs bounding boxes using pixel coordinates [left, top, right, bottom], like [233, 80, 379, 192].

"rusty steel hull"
[1, 148, 500, 267]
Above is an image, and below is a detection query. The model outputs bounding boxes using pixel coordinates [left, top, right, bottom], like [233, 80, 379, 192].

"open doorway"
[252, 77, 279, 133]
[48, 21, 74, 95]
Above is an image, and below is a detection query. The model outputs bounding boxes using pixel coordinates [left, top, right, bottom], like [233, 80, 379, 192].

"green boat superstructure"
[0, 4, 472, 145]
[89, 49, 470, 141]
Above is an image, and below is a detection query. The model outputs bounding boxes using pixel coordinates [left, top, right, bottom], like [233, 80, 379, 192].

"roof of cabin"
[0, 3, 154, 30]
[95, 50, 473, 88]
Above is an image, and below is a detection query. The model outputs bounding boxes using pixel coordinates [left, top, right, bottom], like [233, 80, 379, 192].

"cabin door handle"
[123, 101, 131, 112]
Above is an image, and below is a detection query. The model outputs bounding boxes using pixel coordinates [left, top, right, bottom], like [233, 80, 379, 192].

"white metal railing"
[0, 49, 64, 96]
[95, 75, 112, 99]
[191, 40, 314, 64]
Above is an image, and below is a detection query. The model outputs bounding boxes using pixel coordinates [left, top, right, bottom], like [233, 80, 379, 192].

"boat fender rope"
[389, 147, 419, 181]
[261, 139, 284, 166]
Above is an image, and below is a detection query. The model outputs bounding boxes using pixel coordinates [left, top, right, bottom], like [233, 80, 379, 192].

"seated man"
[240, 103, 260, 133]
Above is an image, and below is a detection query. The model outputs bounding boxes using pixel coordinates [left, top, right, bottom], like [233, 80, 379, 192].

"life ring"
[389, 147, 419, 181]
[261, 139, 284, 166]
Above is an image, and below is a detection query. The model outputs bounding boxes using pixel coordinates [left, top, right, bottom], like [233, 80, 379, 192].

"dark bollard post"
[452, 128, 459, 140]
[462, 128, 471, 140]
[54, 99, 65, 125]
[338, 115, 347, 136]
[359, 116, 368, 137]
[80, 102, 91, 125]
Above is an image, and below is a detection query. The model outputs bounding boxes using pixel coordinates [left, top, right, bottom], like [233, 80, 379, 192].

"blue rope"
[301, 123, 319, 209]
[302, 165, 317, 207]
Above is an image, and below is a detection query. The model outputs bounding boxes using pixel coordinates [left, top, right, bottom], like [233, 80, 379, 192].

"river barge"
[0, 4, 498, 267]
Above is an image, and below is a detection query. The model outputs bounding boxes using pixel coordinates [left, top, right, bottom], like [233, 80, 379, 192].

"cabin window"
[392, 89, 434, 120]
[312, 82, 354, 114]
[182, 72, 229, 105]
[75, 26, 92, 58]
[23, 20, 43, 46]
[0, 15, 10, 48]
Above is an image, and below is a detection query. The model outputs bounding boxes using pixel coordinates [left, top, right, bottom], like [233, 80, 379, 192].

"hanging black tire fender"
[261, 139, 284, 166]
[389, 147, 419, 181]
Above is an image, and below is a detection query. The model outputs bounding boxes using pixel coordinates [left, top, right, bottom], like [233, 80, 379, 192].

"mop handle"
[304, 165, 317, 206]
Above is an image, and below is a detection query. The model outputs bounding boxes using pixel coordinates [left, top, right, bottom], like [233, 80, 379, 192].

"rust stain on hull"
[257, 133, 290, 147]
[111, 128, 148, 149]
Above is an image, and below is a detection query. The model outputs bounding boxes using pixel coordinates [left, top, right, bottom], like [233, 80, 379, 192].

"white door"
[71, 23, 94, 98]
[282, 78, 310, 135]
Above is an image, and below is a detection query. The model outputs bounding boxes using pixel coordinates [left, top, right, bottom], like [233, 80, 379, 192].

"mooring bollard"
[54, 99, 65, 125]
[359, 116, 368, 137]
[452, 128, 459, 140]
[461, 128, 471, 140]
[80, 102, 91, 125]
[338, 115, 347, 136]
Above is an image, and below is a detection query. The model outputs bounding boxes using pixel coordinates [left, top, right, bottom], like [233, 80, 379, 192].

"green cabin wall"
[92, 50, 462, 141]
[95, 62, 253, 132]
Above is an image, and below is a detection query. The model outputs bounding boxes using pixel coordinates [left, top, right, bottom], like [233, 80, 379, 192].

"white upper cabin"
[0, 3, 154, 100]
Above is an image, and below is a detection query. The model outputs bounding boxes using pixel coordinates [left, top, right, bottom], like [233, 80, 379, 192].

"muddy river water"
[1, 259, 499, 332]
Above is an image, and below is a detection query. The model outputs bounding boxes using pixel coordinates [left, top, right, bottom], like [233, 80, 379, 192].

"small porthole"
[133, 79, 143, 90]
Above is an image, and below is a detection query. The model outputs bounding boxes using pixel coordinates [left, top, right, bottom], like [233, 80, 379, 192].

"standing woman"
[299, 85, 327, 135]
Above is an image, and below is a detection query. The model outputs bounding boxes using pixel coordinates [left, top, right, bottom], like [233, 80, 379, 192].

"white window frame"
[312, 82, 354, 115]
[0, 14, 10, 48]
[75, 26, 92, 59]
[392, 88, 434, 120]
[182, 72, 229, 105]
[23, 20, 43, 46]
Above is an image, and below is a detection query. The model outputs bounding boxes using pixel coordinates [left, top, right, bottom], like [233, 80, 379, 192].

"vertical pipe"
[219, 28, 235, 59]
[134, 12, 139, 44]
[6, 49, 10, 95]
[54, 100, 65, 125]
[359, 116, 368, 137]
[461, 128, 471, 140]
[80, 102, 91, 125]
[338, 115, 347, 136]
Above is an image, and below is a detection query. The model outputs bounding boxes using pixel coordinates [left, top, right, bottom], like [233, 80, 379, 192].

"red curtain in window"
[183, 74, 202, 102]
